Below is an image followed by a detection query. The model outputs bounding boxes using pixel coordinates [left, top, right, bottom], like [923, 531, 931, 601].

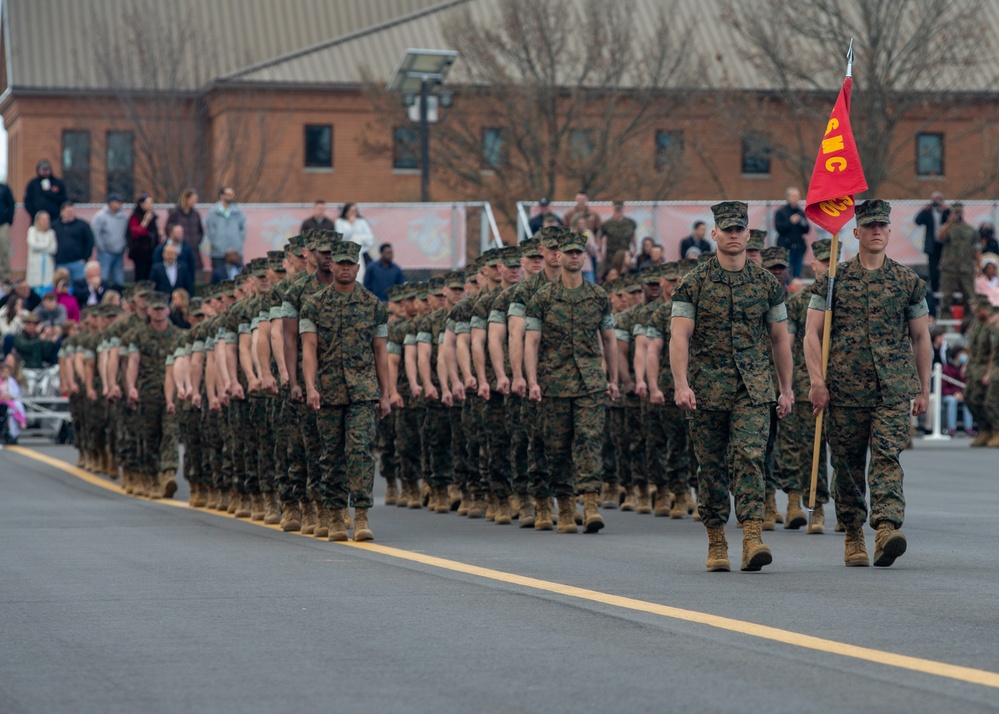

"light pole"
[387, 49, 458, 203]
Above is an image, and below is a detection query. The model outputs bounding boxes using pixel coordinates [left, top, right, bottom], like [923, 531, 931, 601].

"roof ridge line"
[219, 0, 470, 81]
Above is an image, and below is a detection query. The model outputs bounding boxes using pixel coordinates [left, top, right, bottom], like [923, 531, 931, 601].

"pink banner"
[6, 203, 468, 275]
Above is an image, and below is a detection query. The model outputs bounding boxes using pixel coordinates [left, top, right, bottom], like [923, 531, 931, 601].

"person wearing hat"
[300, 239, 391, 542]
[601, 201, 638, 271]
[670, 200, 793, 572]
[965, 297, 996, 447]
[487, 242, 542, 524]
[805, 199, 932, 567]
[746, 229, 766, 267]
[937, 201, 981, 318]
[385, 282, 419, 508]
[91, 193, 130, 289]
[505, 228, 564, 524]
[97, 285, 141, 492]
[123, 291, 183, 500]
[776, 238, 840, 534]
[524, 230, 619, 534]
[974, 252, 999, 304]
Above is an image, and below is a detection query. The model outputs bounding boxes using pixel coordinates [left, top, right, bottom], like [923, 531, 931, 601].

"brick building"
[3, 0, 999, 227]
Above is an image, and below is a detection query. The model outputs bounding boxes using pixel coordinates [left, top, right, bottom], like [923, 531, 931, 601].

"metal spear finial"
[846, 38, 854, 78]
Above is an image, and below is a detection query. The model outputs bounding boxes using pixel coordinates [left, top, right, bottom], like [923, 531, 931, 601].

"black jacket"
[914, 206, 951, 255]
[774, 204, 810, 253]
[151, 261, 194, 297]
[0, 183, 15, 226]
[72, 278, 110, 309]
[52, 218, 95, 265]
[24, 175, 69, 221]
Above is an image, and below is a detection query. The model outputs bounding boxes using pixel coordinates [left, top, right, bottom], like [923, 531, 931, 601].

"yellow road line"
[8, 445, 999, 690]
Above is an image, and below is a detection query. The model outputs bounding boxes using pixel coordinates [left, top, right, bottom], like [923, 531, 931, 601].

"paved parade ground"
[2, 439, 998, 713]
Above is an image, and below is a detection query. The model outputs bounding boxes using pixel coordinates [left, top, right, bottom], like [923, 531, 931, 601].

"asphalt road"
[2, 439, 998, 714]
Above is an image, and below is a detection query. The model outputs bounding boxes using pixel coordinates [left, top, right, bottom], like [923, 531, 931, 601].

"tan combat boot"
[509, 493, 521, 518]
[426, 486, 439, 513]
[556, 497, 579, 534]
[217, 489, 233, 512]
[534, 497, 554, 531]
[249, 493, 265, 520]
[457, 489, 470, 516]
[873, 523, 907, 567]
[518, 497, 536, 528]
[395, 481, 410, 508]
[784, 490, 807, 530]
[620, 486, 637, 512]
[494, 496, 513, 525]
[485, 495, 497, 522]
[653, 488, 671, 517]
[159, 470, 178, 500]
[599, 482, 619, 509]
[301, 500, 318, 535]
[806, 503, 825, 535]
[353, 508, 374, 541]
[327, 508, 349, 541]
[844, 526, 869, 566]
[635, 484, 652, 515]
[705, 526, 730, 572]
[762, 492, 779, 531]
[234, 493, 251, 518]
[988, 432, 999, 448]
[263, 492, 281, 525]
[448, 484, 462, 511]
[435, 485, 451, 514]
[970, 429, 992, 447]
[384, 479, 399, 506]
[582, 492, 605, 533]
[467, 495, 486, 519]
[314, 506, 331, 538]
[740, 520, 773, 572]
[669, 490, 688, 519]
[204, 486, 220, 510]
[121, 469, 134, 494]
[409, 482, 424, 509]
[280, 502, 302, 532]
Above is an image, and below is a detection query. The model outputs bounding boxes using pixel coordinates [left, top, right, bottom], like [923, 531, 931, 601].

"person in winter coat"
[128, 194, 160, 282]
[26, 210, 57, 290]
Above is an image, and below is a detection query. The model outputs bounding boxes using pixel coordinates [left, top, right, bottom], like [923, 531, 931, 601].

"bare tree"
[359, 0, 697, 227]
[81, 0, 286, 203]
[723, 0, 998, 196]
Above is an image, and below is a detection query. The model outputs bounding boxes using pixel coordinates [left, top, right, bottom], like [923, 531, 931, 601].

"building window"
[741, 133, 772, 175]
[482, 128, 504, 169]
[569, 129, 594, 160]
[62, 130, 90, 202]
[916, 133, 943, 176]
[655, 130, 684, 171]
[106, 131, 134, 199]
[393, 126, 420, 170]
[304, 124, 333, 168]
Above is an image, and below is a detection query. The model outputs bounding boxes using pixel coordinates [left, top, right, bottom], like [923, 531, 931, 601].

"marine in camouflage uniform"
[778, 239, 838, 532]
[936, 202, 980, 319]
[982, 305, 999, 446]
[505, 228, 564, 515]
[477, 245, 529, 524]
[387, 283, 422, 509]
[416, 277, 455, 513]
[602, 279, 632, 508]
[671, 201, 793, 572]
[434, 270, 470, 511]
[525, 230, 619, 534]
[377, 285, 406, 505]
[124, 291, 182, 499]
[403, 281, 433, 509]
[965, 296, 996, 444]
[630, 268, 667, 514]
[300, 239, 390, 542]
[644, 262, 693, 518]
[805, 199, 932, 568]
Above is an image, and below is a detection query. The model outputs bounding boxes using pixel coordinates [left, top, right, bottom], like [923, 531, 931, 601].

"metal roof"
[4, 0, 999, 94]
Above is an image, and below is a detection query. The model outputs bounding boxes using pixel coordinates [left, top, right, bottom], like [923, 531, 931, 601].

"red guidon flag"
[804, 77, 868, 234]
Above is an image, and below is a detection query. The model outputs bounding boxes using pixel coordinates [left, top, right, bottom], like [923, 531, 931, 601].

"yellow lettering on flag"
[822, 136, 845, 154]
[825, 157, 848, 172]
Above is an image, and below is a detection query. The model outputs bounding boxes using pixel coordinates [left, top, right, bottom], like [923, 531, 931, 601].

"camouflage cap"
[971, 294, 991, 309]
[698, 251, 716, 263]
[444, 270, 466, 289]
[762, 246, 789, 269]
[811, 238, 840, 263]
[536, 226, 564, 249]
[428, 276, 446, 296]
[557, 231, 587, 252]
[855, 199, 892, 226]
[711, 201, 749, 231]
[677, 258, 698, 276]
[267, 250, 286, 271]
[661, 261, 680, 281]
[480, 248, 502, 267]
[249, 259, 268, 277]
[603, 278, 619, 294]
[80, 306, 96, 320]
[499, 245, 522, 267]
[146, 291, 171, 309]
[133, 280, 156, 297]
[639, 266, 661, 284]
[623, 277, 644, 294]
[519, 238, 543, 259]
[747, 229, 767, 251]
[300, 228, 318, 250]
[331, 240, 361, 264]
[464, 258, 481, 277]
[313, 229, 343, 252]
[104, 305, 123, 318]
[415, 281, 429, 300]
